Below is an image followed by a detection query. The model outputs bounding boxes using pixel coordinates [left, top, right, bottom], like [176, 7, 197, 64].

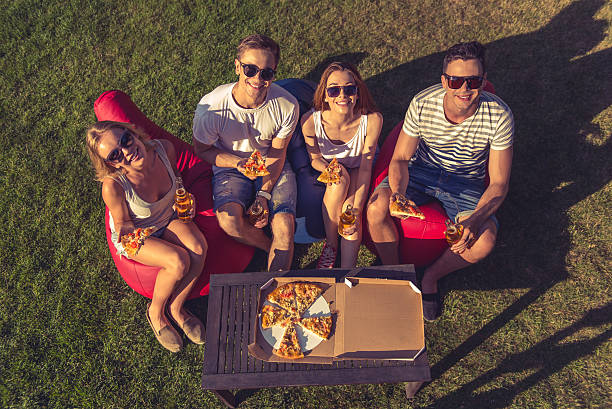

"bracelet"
[256, 190, 272, 200]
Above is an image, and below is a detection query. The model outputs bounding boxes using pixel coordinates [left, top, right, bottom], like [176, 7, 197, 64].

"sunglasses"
[106, 130, 134, 163]
[443, 74, 484, 90]
[326, 85, 358, 98]
[239, 62, 276, 81]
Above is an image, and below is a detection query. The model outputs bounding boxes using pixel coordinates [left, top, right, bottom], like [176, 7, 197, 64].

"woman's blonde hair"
[85, 121, 151, 182]
[312, 61, 379, 115]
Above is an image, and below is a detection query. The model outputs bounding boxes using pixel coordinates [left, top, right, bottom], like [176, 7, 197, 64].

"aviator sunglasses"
[239, 62, 276, 81]
[443, 74, 484, 90]
[326, 85, 358, 98]
[105, 130, 134, 163]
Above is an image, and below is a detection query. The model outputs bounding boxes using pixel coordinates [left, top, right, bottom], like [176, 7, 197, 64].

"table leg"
[212, 389, 237, 408]
[405, 381, 424, 398]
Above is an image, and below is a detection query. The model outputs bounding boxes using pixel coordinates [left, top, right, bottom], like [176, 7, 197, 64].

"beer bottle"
[247, 200, 265, 225]
[445, 219, 464, 245]
[338, 204, 357, 236]
[174, 177, 193, 223]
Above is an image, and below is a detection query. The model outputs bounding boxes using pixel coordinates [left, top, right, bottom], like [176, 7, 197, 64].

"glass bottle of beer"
[338, 204, 357, 236]
[174, 177, 193, 223]
[247, 200, 265, 225]
[445, 219, 464, 245]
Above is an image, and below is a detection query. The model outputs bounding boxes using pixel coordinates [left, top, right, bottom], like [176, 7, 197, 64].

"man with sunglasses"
[193, 34, 299, 272]
[367, 41, 514, 321]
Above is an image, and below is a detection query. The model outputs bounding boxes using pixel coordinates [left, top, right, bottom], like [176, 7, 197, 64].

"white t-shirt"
[193, 82, 299, 174]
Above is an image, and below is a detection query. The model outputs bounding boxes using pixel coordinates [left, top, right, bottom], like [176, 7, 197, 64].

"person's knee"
[271, 213, 295, 248]
[165, 247, 191, 279]
[366, 190, 389, 225]
[467, 225, 497, 263]
[217, 211, 244, 238]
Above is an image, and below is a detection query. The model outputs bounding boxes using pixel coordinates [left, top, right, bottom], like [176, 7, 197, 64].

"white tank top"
[108, 139, 176, 233]
[313, 110, 367, 169]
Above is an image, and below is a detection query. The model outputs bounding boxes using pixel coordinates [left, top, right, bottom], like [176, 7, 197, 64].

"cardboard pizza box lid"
[248, 274, 424, 364]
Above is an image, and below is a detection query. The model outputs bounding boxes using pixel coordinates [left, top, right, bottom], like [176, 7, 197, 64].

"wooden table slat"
[203, 285, 223, 375]
[216, 285, 231, 374]
[224, 286, 238, 373]
[232, 285, 245, 373]
[247, 285, 258, 372]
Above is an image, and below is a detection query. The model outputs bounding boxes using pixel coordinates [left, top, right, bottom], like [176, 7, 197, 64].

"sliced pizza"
[389, 195, 425, 220]
[293, 282, 324, 316]
[273, 324, 304, 360]
[120, 227, 155, 257]
[243, 150, 270, 177]
[317, 157, 341, 184]
[260, 304, 292, 329]
[297, 316, 333, 340]
[267, 283, 298, 317]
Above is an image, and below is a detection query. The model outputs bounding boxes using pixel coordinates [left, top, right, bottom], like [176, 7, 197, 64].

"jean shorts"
[110, 211, 178, 258]
[212, 161, 297, 216]
[377, 161, 498, 228]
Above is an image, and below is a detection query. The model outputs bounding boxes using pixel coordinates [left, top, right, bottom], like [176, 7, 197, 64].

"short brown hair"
[85, 121, 151, 182]
[443, 41, 486, 74]
[236, 34, 280, 68]
[312, 62, 379, 115]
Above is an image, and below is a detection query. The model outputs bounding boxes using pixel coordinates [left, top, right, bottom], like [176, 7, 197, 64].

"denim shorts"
[377, 161, 498, 228]
[110, 211, 178, 258]
[212, 161, 297, 216]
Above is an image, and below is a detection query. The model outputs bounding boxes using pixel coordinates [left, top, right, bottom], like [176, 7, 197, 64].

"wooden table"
[201, 265, 430, 408]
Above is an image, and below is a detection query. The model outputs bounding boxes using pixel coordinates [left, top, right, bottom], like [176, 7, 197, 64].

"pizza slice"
[260, 304, 292, 329]
[120, 226, 155, 257]
[267, 283, 298, 317]
[273, 324, 304, 360]
[293, 282, 324, 316]
[243, 150, 270, 177]
[389, 194, 425, 220]
[297, 316, 333, 340]
[317, 157, 341, 184]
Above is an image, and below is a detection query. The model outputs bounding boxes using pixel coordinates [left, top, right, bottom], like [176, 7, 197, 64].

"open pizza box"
[248, 270, 425, 364]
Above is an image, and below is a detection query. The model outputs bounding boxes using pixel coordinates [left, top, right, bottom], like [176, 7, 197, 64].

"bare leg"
[366, 187, 400, 265]
[421, 218, 498, 293]
[322, 169, 350, 250]
[268, 212, 295, 271]
[216, 202, 272, 252]
[339, 168, 362, 268]
[131, 237, 191, 332]
[161, 219, 208, 325]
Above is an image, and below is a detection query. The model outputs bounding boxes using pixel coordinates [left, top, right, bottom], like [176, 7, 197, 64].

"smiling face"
[442, 58, 486, 120]
[97, 127, 146, 170]
[324, 70, 358, 114]
[233, 48, 276, 108]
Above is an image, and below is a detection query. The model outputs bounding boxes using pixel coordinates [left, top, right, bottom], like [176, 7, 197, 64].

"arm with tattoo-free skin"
[387, 129, 420, 208]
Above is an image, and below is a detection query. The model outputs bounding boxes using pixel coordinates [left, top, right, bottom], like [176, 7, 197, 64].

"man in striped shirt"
[367, 41, 514, 321]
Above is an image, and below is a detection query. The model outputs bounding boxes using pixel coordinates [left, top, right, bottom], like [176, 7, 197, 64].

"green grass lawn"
[1, 0, 611, 407]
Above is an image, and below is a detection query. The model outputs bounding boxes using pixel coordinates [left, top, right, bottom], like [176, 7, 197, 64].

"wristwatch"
[256, 190, 272, 200]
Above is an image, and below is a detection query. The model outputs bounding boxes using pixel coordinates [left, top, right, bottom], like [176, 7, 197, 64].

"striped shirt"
[402, 83, 514, 180]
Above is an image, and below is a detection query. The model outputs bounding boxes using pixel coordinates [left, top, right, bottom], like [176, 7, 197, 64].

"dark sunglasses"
[239, 62, 276, 81]
[443, 74, 484, 90]
[106, 130, 134, 163]
[326, 85, 358, 98]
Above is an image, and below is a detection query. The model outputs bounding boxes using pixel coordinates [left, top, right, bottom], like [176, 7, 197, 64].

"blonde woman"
[86, 121, 207, 352]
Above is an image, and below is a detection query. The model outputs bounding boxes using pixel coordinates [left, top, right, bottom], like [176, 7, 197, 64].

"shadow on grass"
[425, 302, 612, 408]
[301, 0, 610, 404]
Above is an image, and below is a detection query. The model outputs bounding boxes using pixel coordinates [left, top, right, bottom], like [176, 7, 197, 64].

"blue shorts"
[110, 211, 178, 259]
[212, 162, 297, 216]
[377, 161, 498, 228]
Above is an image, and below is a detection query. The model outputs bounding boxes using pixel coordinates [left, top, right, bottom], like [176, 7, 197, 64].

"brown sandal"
[146, 303, 183, 353]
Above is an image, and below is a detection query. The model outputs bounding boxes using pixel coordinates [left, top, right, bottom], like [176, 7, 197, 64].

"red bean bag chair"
[94, 90, 255, 299]
[364, 82, 496, 267]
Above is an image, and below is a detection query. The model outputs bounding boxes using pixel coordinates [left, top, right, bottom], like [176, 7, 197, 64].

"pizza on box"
[243, 150, 270, 177]
[120, 227, 155, 257]
[389, 194, 425, 220]
[317, 157, 341, 184]
[261, 281, 332, 360]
